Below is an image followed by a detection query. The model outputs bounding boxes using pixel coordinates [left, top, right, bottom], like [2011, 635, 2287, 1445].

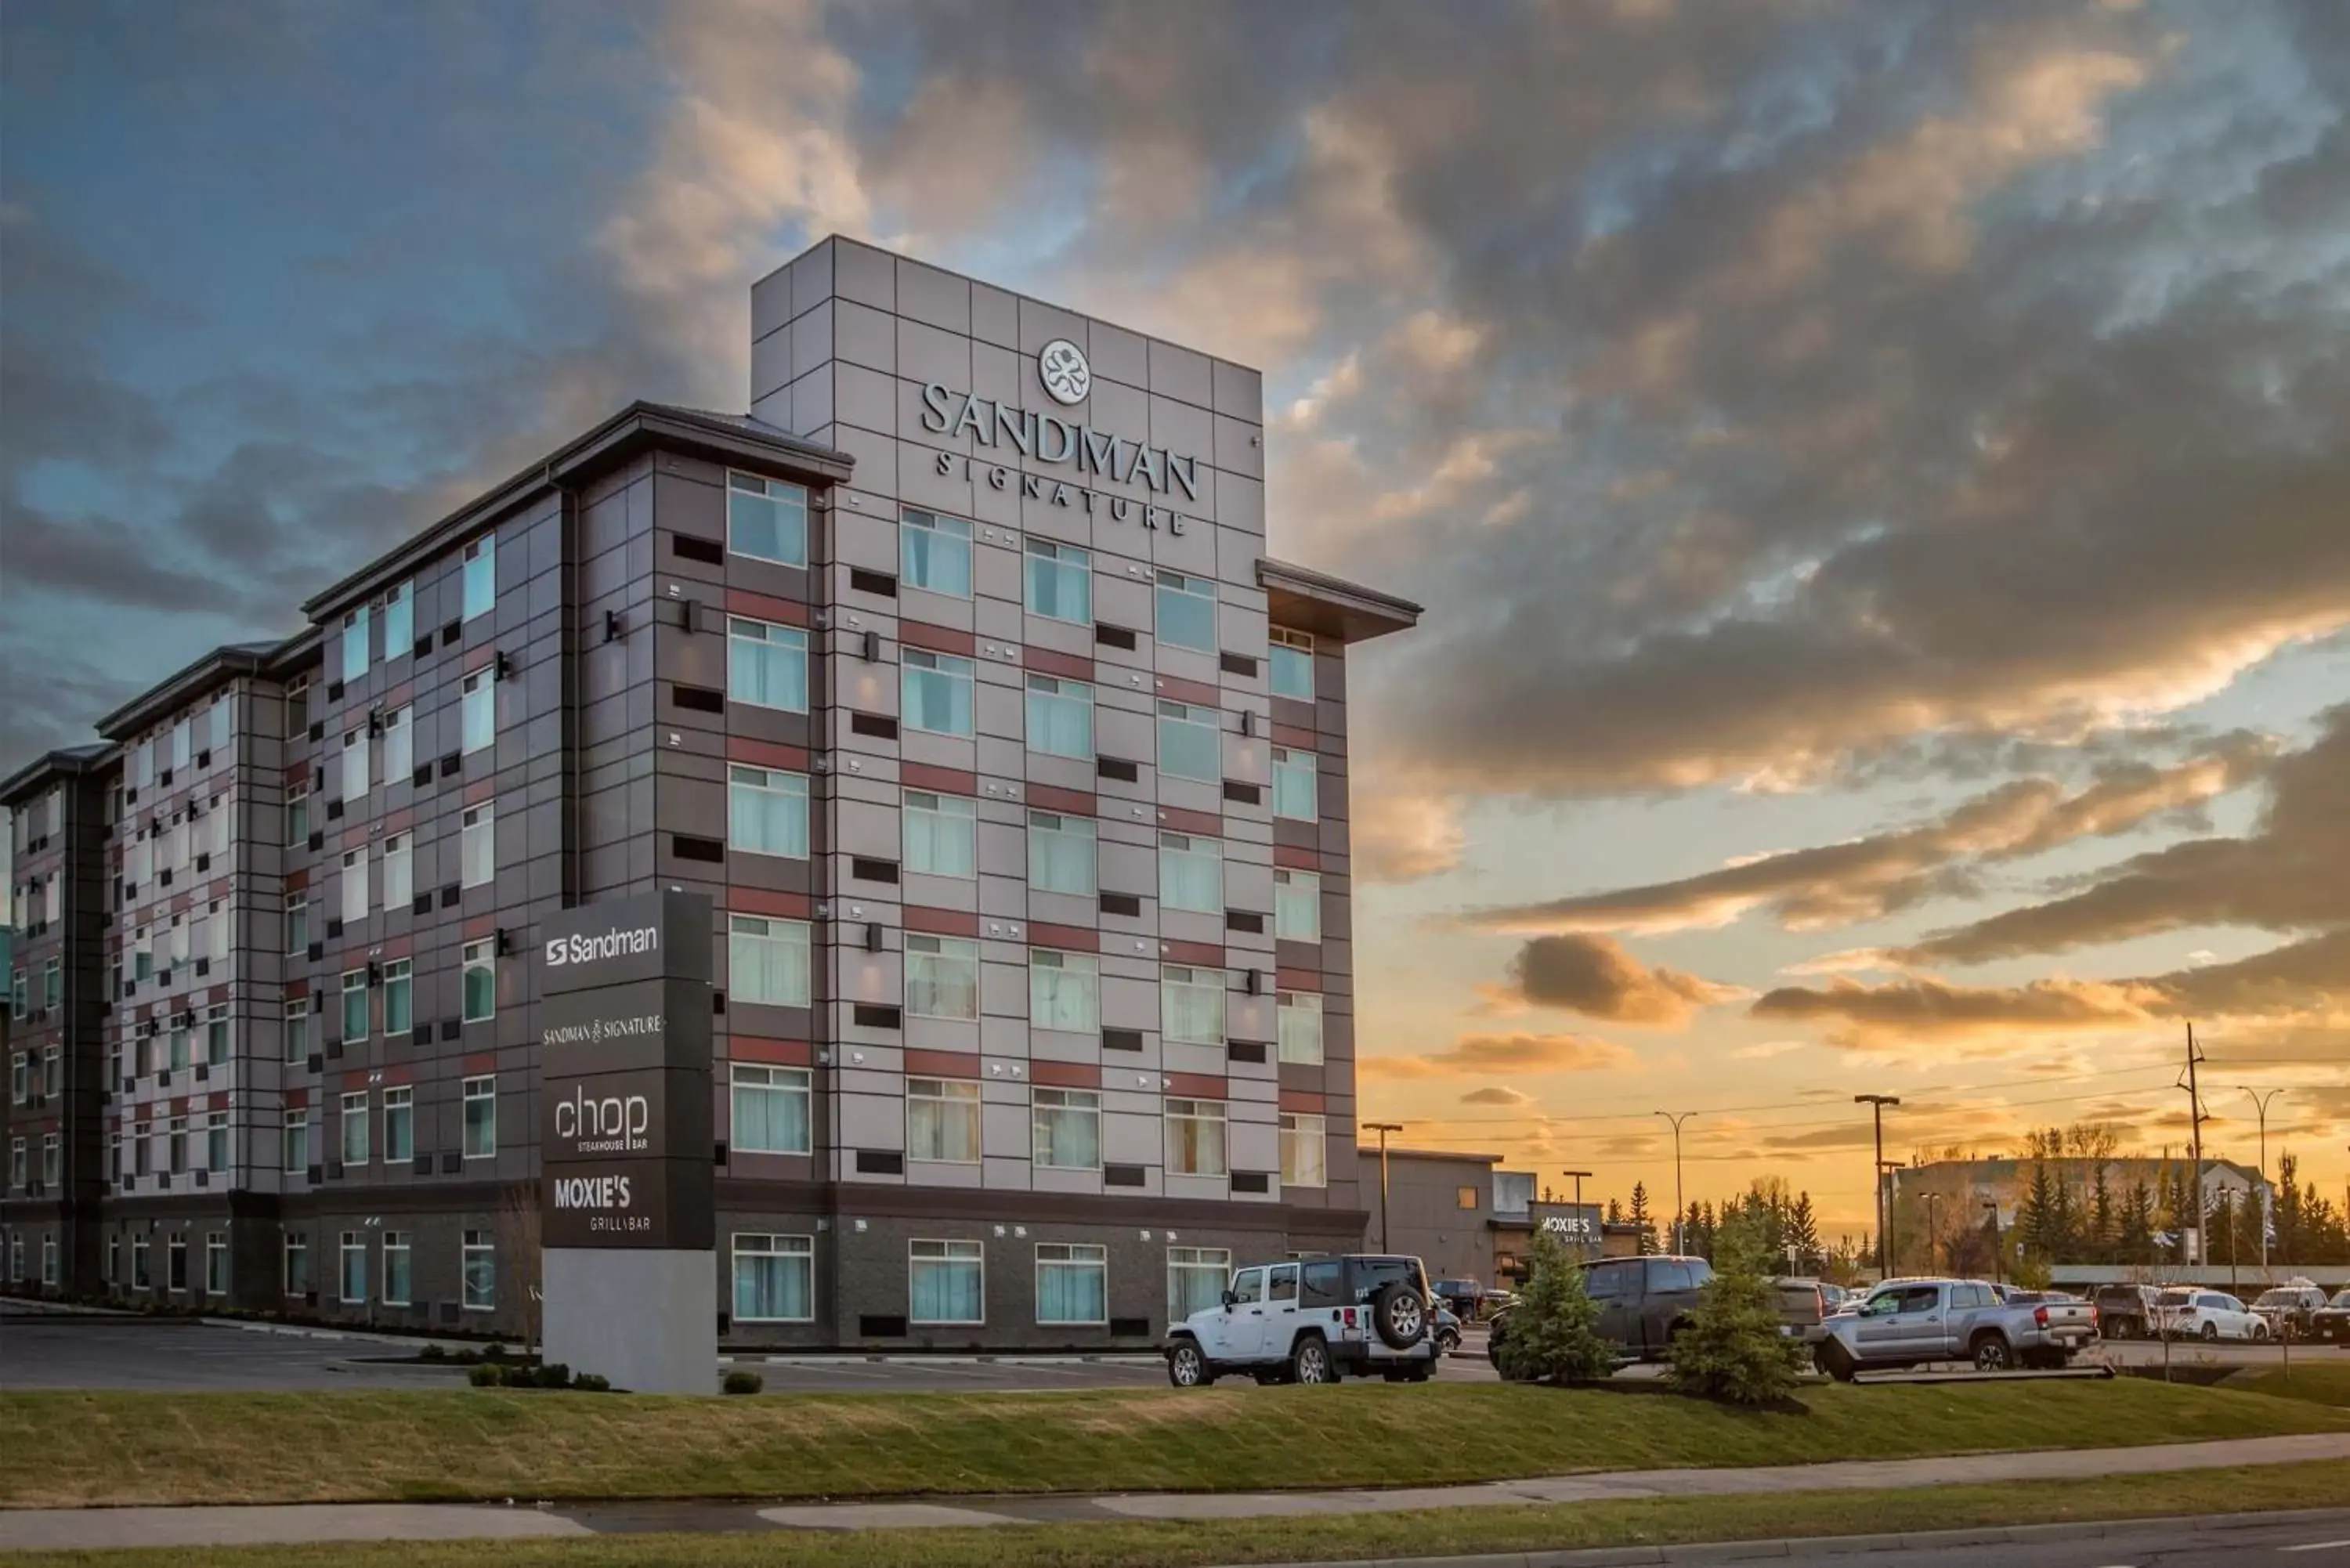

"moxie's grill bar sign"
[919, 359, 1205, 534]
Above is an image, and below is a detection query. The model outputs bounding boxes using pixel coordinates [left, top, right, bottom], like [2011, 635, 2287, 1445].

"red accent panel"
[1160, 938, 1224, 967]
[1023, 645, 1095, 681]
[343, 1069, 373, 1090]
[728, 887, 813, 919]
[1277, 966, 1323, 995]
[728, 737, 812, 772]
[378, 936, 414, 962]
[905, 1047, 982, 1078]
[1029, 1060, 1101, 1089]
[1026, 783, 1096, 816]
[463, 1052, 498, 1075]
[1167, 1071, 1229, 1100]
[902, 762, 978, 797]
[463, 779, 497, 806]
[463, 913, 499, 941]
[383, 681, 414, 709]
[1272, 722, 1318, 750]
[284, 1089, 310, 1110]
[379, 1064, 415, 1087]
[1274, 843, 1321, 872]
[723, 588, 812, 627]
[1280, 1089, 1328, 1114]
[170, 1097, 190, 1115]
[897, 619, 977, 657]
[1026, 922, 1100, 953]
[381, 808, 414, 836]
[464, 643, 501, 674]
[1157, 804, 1221, 837]
[283, 980, 312, 999]
[903, 905, 981, 938]
[728, 1037, 813, 1067]
[1155, 673, 1221, 707]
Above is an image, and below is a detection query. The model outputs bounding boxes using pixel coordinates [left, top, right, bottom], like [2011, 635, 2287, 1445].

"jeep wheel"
[1971, 1334, 2012, 1372]
[1290, 1335, 1333, 1385]
[1166, 1341, 1210, 1389]
[1371, 1284, 1426, 1350]
[1437, 1327, 1461, 1356]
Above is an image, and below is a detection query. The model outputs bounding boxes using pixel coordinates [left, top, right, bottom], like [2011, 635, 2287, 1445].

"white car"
[1165, 1253, 1439, 1387]
[2153, 1288, 2269, 1342]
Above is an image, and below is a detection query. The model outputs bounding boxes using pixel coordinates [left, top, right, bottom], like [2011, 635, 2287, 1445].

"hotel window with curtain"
[461, 533, 496, 620]
[1155, 569, 1217, 652]
[1161, 965, 1227, 1046]
[1271, 746, 1317, 819]
[728, 915, 812, 1007]
[904, 790, 977, 877]
[1036, 1243, 1108, 1325]
[902, 649, 975, 736]
[1166, 1098, 1228, 1176]
[728, 766, 808, 858]
[1274, 869, 1321, 941]
[728, 616, 808, 713]
[907, 1078, 982, 1163]
[727, 471, 808, 566]
[909, 1239, 984, 1324]
[1270, 627, 1314, 699]
[1032, 1088, 1101, 1170]
[1158, 832, 1222, 914]
[1167, 1246, 1232, 1326]
[1155, 699, 1220, 782]
[1029, 948, 1099, 1033]
[1025, 674, 1094, 759]
[1281, 1113, 1327, 1188]
[905, 935, 980, 1021]
[1024, 538, 1091, 622]
[1026, 810, 1095, 896]
[733, 1234, 815, 1322]
[901, 508, 973, 597]
[730, 1064, 812, 1154]
[1277, 992, 1324, 1064]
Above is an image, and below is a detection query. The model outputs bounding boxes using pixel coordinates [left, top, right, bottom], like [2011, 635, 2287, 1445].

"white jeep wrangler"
[1166, 1254, 1437, 1386]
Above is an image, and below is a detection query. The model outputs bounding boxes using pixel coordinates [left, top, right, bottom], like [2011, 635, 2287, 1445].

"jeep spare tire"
[1372, 1282, 1426, 1349]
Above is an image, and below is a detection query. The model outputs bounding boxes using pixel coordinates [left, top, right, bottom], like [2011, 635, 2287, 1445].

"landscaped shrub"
[574, 1373, 610, 1392]
[420, 1343, 446, 1361]
[535, 1363, 573, 1389]
[467, 1364, 501, 1387]
[1495, 1230, 1616, 1385]
[498, 1364, 538, 1388]
[1665, 1213, 1806, 1406]
[483, 1342, 508, 1361]
[722, 1369, 764, 1395]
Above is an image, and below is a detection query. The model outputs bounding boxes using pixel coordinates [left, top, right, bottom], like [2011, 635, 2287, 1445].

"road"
[1723, 1511, 2350, 1566]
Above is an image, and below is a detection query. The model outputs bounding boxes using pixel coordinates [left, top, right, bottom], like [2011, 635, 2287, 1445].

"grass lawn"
[2229, 1361, 2350, 1407]
[4, 1377, 2345, 1509]
[8, 1460, 2348, 1568]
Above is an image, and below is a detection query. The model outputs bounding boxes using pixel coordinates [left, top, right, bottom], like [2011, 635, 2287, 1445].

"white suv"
[1166, 1254, 1437, 1387]
[2153, 1287, 2267, 1342]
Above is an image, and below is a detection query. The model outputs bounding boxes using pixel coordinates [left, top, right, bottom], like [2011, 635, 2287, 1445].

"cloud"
[1350, 782, 1468, 883]
[1749, 974, 2157, 1050]
[1364, 1032, 1636, 1078]
[1504, 934, 1743, 1025]
[1730, 1039, 1807, 1060]
[1459, 1086, 1532, 1107]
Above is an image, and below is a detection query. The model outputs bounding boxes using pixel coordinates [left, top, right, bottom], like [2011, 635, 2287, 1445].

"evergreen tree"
[2275, 1151, 2306, 1265]
[2048, 1168, 2078, 1261]
[1605, 1197, 1623, 1226]
[2120, 1180, 2157, 1262]
[1629, 1182, 1658, 1254]
[1788, 1191, 1821, 1270]
[1495, 1230, 1617, 1385]
[2018, 1160, 2057, 1256]
[1665, 1212, 1806, 1405]
[2088, 1167, 2116, 1265]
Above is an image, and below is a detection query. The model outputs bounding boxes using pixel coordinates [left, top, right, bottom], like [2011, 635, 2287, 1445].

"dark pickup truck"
[1488, 1254, 1824, 1369]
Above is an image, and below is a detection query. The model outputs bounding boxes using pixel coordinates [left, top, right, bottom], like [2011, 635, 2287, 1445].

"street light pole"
[1856, 1095, 1901, 1278]
[2237, 1087, 2285, 1272]
[1365, 1122, 1404, 1253]
[1654, 1111, 1696, 1253]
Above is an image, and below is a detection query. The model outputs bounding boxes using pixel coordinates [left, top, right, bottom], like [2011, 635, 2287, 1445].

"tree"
[2275, 1151, 2307, 1265]
[1665, 1212, 1806, 1405]
[1629, 1183, 1658, 1255]
[1605, 1198, 1623, 1226]
[1495, 1230, 1617, 1386]
[2018, 1160, 2058, 1258]
[1787, 1191, 1821, 1270]
[499, 1179, 544, 1350]
[2088, 1166, 2116, 1265]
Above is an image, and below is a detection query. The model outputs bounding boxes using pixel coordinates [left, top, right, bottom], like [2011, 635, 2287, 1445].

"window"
[1168, 1246, 1233, 1325]
[462, 939, 497, 1022]
[1159, 832, 1222, 914]
[341, 970, 369, 1045]
[728, 915, 812, 1007]
[283, 1109, 312, 1173]
[8, 1233, 20, 1282]
[382, 959, 412, 1035]
[204, 1111, 229, 1173]
[733, 1234, 815, 1321]
[205, 1232, 228, 1295]
[341, 1091, 370, 1165]
[382, 705, 412, 780]
[132, 1232, 152, 1288]
[8, 975, 22, 1023]
[284, 1231, 311, 1295]
[1025, 674, 1095, 759]
[902, 649, 975, 736]
[1274, 869, 1321, 942]
[342, 605, 370, 682]
[461, 804, 494, 887]
[1025, 538, 1091, 622]
[1166, 1098, 1228, 1176]
[1270, 627, 1315, 699]
[42, 1234, 58, 1288]
[284, 997, 314, 1064]
[107, 1233, 119, 1284]
[904, 790, 977, 878]
[901, 508, 973, 597]
[905, 934, 980, 1021]
[461, 533, 496, 620]
[728, 766, 808, 858]
[728, 617, 810, 712]
[383, 833, 412, 909]
[342, 728, 368, 804]
[204, 1006, 230, 1067]
[286, 894, 309, 956]
[730, 1064, 812, 1154]
[6, 1053, 22, 1104]
[168, 1233, 188, 1292]
[340, 1231, 367, 1303]
[384, 580, 413, 657]
[909, 1239, 985, 1324]
[8, 1139, 23, 1188]
[168, 1021, 190, 1071]
[1281, 1113, 1327, 1188]
[1032, 1088, 1101, 1170]
[287, 786, 311, 847]
[45, 1131, 64, 1184]
[1278, 992, 1324, 1065]
[341, 849, 369, 926]
[128, 836, 152, 888]
[205, 902, 229, 963]
[459, 670, 495, 754]
[1036, 1243, 1108, 1324]
[1027, 810, 1096, 897]
[1271, 747, 1317, 820]
[1029, 949, 1099, 1033]
[908, 1077, 982, 1163]
[1156, 699, 1221, 782]
[1162, 965, 1227, 1046]
[727, 471, 808, 565]
[462, 1076, 497, 1158]
[382, 1232, 412, 1306]
[1155, 569, 1217, 652]
[42, 957, 60, 1008]
[383, 1086, 414, 1162]
[461, 1230, 495, 1310]
[36, 1046, 59, 1102]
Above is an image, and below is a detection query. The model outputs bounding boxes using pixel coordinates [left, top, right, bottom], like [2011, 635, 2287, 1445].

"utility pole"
[2237, 1086, 2284, 1274]
[2178, 1024, 2207, 1267]
[1879, 1161, 1906, 1274]
[1653, 1111, 1695, 1253]
[1561, 1169, 1593, 1254]
[1365, 1122, 1403, 1253]
[1856, 1095, 1900, 1278]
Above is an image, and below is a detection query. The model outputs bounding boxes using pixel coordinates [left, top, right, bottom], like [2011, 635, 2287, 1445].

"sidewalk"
[6, 1432, 2348, 1551]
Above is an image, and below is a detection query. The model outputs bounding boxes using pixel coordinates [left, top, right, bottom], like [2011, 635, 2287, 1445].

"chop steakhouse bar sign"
[537, 891, 714, 1251]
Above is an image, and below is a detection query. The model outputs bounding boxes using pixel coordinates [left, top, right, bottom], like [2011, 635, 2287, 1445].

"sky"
[4, 0, 2346, 1233]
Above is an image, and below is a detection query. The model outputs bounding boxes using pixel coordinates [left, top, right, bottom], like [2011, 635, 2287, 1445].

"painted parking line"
[2280, 1542, 2350, 1554]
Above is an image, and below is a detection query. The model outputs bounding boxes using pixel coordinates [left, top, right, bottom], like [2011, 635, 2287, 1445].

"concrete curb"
[1227, 1506, 2350, 1567]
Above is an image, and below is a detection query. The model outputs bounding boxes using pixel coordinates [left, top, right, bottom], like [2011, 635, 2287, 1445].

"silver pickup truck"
[1815, 1278, 2097, 1378]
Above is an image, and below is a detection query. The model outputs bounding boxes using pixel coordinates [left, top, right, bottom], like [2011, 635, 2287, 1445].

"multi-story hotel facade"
[0, 237, 1419, 1348]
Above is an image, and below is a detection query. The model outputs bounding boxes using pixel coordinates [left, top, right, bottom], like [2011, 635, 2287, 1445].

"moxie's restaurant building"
[0, 237, 1421, 1349]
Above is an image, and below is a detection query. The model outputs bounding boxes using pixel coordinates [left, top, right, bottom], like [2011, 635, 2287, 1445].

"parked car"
[2152, 1287, 2267, 1342]
[1432, 1279, 1487, 1321]
[2312, 1289, 2350, 1344]
[2250, 1281, 2329, 1339]
[2092, 1283, 2163, 1339]
[1165, 1254, 1437, 1387]
[1486, 1255, 1824, 1374]
[1814, 1277, 2097, 1378]
[1434, 1304, 1462, 1356]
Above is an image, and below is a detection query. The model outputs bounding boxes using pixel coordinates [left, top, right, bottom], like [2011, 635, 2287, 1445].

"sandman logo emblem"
[1039, 338, 1090, 405]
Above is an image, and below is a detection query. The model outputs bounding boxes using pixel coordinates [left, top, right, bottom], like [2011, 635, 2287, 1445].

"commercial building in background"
[0, 237, 1420, 1348]
[1357, 1147, 1499, 1284]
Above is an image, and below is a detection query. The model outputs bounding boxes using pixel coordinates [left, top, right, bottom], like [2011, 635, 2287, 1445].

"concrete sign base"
[543, 1248, 715, 1394]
